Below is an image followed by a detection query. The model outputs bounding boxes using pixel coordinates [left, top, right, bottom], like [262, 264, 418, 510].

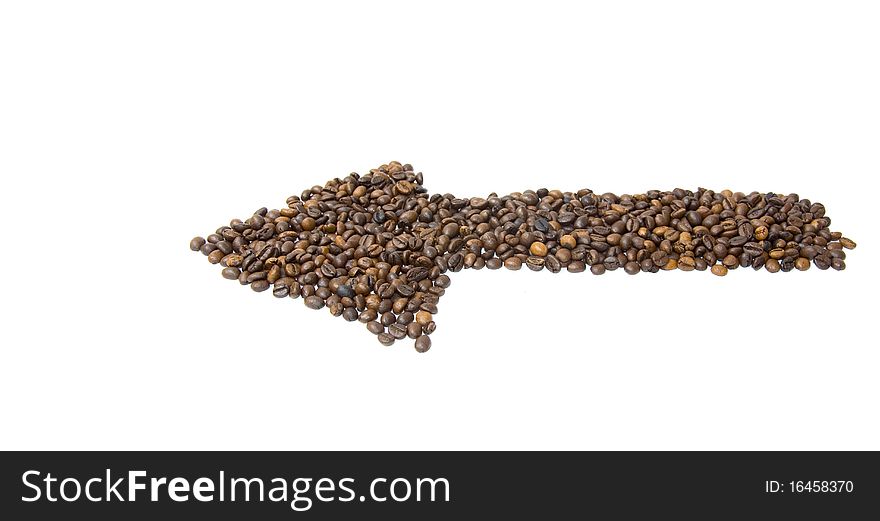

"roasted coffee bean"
[377, 332, 395, 346]
[190, 236, 207, 251]
[414, 335, 431, 353]
[567, 261, 586, 273]
[743, 242, 763, 257]
[207, 249, 225, 264]
[366, 321, 384, 335]
[359, 309, 378, 323]
[251, 280, 270, 292]
[304, 295, 324, 309]
[813, 256, 831, 270]
[272, 284, 290, 298]
[526, 256, 545, 271]
[221, 267, 240, 280]
[342, 307, 359, 322]
[388, 323, 408, 340]
[504, 257, 522, 271]
[407, 322, 423, 339]
[423, 321, 437, 335]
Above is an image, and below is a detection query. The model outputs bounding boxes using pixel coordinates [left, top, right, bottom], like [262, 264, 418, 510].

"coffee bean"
[190, 236, 206, 251]
[366, 321, 384, 335]
[754, 226, 769, 241]
[567, 261, 586, 273]
[207, 249, 225, 264]
[377, 332, 395, 346]
[251, 280, 270, 292]
[839, 237, 856, 249]
[504, 257, 522, 271]
[388, 323, 408, 340]
[424, 321, 437, 335]
[407, 322, 423, 339]
[342, 307, 359, 322]
[415, 310, 432, 326]
[526, 256, 545, 271]
[358, 309, 378, 323]
[304, 296, 324, 309]
[743, 242, 763, 257]
[813, 256, 831, 270]
[414, 335, 431, 353]
[221, 267, 240, 280]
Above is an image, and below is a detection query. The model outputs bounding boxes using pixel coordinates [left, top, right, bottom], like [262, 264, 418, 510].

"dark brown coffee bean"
[839, 237, 856, 249]
[304, 295, 324, 309]
[358, 309, 378, 323]
[504, 257, 522, 271]
[342, 307, 359, 322]
[414, 335, 431, 353]
[221, 267, 240, 280]
[190, 236, 207, 251]
[388, 323, 408, 340]
[567, 261, 586, 273]
[710, 265, 728, 277]
[407, 322, 423, 339]
[743, 242, 763, 257]
[251, 280, 270, 292]
[526, 256, 545, 271]
[366, 321, 384, 335]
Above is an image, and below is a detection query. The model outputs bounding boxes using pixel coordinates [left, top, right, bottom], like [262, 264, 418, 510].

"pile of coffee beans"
[190, 161, 856, 352]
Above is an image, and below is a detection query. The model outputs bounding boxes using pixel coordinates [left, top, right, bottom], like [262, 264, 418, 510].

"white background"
[2, 1, 878, 450]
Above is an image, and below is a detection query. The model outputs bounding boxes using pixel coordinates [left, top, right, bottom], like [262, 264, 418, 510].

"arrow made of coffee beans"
[190, 161, 857, 353]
